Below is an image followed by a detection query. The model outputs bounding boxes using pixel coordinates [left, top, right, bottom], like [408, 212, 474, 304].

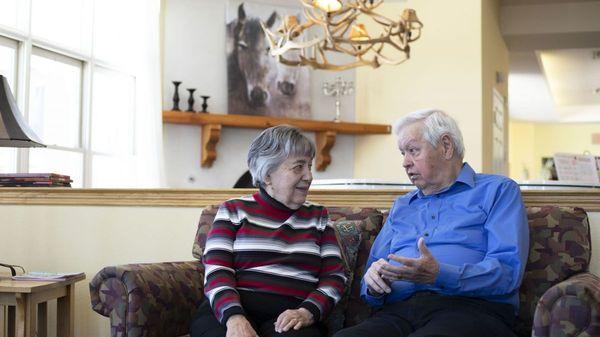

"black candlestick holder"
[172, 81, 182, 111]
[201, 95, 210, 113]
[187, 88, 196, 112]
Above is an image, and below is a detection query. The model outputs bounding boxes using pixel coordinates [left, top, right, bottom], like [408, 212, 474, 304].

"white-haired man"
[334, 109, 529, 337]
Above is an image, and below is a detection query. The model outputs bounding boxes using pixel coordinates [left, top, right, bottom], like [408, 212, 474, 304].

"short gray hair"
[247, 125, 315, 187]
[393, 109, 465, 159]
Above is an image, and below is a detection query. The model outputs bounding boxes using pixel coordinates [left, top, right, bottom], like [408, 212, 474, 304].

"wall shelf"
[163, 110, 391, 171]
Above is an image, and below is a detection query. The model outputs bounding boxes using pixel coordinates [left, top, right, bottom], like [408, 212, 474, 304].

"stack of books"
[0, 173, 72, 187]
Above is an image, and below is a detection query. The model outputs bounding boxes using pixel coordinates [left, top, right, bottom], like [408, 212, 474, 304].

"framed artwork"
[226, 1, 311, 119]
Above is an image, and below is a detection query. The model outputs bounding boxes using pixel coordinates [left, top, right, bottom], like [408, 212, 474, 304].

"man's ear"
[440, 134, 454, 160]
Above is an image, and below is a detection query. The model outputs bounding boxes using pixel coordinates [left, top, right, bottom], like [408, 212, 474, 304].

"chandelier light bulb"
[313, 0, 343, 13]
[350, 24, 370, 41]
[402, 8, 420, 23]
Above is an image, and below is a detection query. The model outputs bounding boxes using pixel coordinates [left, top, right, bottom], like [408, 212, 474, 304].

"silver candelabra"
[322, 77, 354, 122]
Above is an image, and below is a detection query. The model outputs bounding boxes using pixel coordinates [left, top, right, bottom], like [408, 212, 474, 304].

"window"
[29, 48, 83, 148]
[0, 35, 17, 89]
[0, 35, 18, 173]
[0, 0, 161, 187]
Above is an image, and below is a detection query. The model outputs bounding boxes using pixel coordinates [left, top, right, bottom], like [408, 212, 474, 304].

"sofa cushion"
[192, 205, 219, 260]
[326, 219, 363, 335]
[517, 206, 591, 336]
[328, 207, 386, 330]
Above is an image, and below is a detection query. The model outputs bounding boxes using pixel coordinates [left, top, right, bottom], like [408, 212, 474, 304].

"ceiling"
[501, 1, 600, 122]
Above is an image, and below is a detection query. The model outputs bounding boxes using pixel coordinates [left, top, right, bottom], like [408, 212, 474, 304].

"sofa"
[90, 205, 600, 337]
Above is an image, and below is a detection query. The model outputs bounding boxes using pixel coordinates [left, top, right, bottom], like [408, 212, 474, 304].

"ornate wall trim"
[0, 188, 599, 211]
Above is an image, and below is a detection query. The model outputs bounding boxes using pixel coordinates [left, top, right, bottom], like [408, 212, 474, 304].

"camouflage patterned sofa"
[90, 205, 599, 337]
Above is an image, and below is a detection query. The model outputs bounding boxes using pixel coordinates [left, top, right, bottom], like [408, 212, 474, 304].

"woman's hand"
[274, 308, 314, 333]
[364, 258, 392, 295]
[226, 315, 258, 337]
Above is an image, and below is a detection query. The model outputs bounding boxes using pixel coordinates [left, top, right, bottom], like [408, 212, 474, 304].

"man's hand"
[364, 258, 393, 295]
[274, 308, 314, 333]
[226, 315, 258, 337]
[385, 237, 440, 284]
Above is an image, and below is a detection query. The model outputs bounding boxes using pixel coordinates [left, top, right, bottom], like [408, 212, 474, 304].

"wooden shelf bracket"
[315, 131, 337, 171]
[201, 124, 221, 167]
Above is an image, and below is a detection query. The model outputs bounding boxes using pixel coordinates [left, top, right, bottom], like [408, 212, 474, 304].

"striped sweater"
[203, 189, 346, 324]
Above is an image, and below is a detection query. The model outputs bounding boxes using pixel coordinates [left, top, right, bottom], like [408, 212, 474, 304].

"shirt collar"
[456, 162, 476, 188]
[408, 162, 475, 203]
[256, 187, 296, 215]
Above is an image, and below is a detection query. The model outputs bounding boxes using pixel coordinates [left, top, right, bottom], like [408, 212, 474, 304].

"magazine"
[12, 271, 84, 281]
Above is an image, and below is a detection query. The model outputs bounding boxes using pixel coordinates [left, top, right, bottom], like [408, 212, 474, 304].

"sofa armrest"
[90, 261, 205, 337]
[532, 272, 600, 337]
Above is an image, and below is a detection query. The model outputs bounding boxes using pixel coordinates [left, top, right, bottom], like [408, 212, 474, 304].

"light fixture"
[261, 0, 423, 71]
[0, 75, 45, 148]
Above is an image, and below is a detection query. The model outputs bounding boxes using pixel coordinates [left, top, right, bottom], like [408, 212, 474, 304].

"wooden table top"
[0, 274, 86, 293]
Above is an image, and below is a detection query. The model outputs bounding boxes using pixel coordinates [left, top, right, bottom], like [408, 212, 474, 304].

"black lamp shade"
[0, 74, 45, 148]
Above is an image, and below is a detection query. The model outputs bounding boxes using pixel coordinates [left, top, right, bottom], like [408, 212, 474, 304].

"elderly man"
[334, 109, 528, 337]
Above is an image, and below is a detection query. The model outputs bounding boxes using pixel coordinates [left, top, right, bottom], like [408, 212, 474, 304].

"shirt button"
[431, 215, 436, 219]
[424, 233, 429, 237]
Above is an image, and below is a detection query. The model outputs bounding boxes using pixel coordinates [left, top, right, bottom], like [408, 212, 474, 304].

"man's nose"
[402, 155, 412, 168]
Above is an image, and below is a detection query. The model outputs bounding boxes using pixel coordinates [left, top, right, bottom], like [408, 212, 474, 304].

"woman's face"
[264, 155, 313, 209]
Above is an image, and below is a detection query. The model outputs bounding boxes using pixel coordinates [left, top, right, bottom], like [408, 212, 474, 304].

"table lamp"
[0, 74, 45, 148]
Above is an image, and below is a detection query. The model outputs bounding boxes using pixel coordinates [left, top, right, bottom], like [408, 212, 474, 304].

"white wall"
[162, 0, 357, 188]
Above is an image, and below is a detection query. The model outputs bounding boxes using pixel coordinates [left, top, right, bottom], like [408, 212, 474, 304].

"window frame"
[0, 0, 139, 187]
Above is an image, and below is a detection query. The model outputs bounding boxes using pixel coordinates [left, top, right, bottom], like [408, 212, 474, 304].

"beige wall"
[482, 0, 509, 174]
[508, 120, 536, 180]
[0, 205, 202, 337]
[509, 120, 600, 180]
[354, 0, 506, 182]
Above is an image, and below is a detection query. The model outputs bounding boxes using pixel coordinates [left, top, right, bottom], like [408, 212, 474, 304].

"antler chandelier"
[261, 0, 423, 71]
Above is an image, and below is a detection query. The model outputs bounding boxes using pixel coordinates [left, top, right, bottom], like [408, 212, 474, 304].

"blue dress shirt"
[361, 163, 529, 312]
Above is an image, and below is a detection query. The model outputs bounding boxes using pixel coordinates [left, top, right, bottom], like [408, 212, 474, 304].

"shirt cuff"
[434, 263, 461, 290]
[299, 301, 321, 322]
[361, 281, 386, 306]
[221, 306, 245, 325]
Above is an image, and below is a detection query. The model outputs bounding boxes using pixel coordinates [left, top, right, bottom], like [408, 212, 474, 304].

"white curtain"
[92, 0, 165, 188]
[132, 0, 165, 187]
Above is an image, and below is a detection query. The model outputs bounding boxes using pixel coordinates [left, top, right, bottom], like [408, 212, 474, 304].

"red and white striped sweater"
[203, 189, 346, 324]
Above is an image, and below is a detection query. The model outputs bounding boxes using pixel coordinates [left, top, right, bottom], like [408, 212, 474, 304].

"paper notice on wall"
[553, 153, 600, 184]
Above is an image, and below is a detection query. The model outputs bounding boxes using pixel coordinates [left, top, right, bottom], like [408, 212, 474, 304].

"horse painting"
[226, 2, 311, 118]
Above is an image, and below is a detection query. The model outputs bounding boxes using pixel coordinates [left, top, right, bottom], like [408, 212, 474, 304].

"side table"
[0, 274, 85, 337]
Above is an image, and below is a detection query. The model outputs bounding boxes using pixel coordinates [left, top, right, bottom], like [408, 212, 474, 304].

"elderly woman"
[190, 125, 346, 337]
